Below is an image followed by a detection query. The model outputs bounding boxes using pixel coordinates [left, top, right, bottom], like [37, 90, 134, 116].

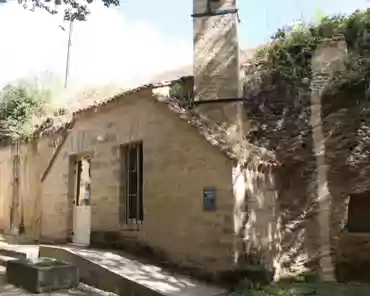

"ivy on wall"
[248, 9, 370, 93]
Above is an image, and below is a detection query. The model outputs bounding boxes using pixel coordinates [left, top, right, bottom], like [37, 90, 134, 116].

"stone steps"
[0, 247, 27, 260]
[0, 246, 30, 267]
[40, 245, 228, 296]
[0, 254, 18, 267]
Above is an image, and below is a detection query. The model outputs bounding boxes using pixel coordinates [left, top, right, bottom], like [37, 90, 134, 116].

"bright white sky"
[0, 1, 193, 90]
[0, 0, 367, 92]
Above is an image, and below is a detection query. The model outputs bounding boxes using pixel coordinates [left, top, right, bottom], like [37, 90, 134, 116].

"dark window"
[207, 0, 220, 12]
[347, 192, 370, 233]
[75, 160, 82, 206]
[119, 142, 143, 225]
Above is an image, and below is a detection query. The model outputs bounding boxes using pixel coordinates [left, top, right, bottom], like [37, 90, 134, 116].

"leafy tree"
[18, 0, 120, 21]
[0, 81, 52, 142]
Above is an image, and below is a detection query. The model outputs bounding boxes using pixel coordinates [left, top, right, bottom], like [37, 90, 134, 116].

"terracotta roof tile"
[36, 83, 155, 136]
[35, 46, 278, 166]
[153, 87, 277, 166]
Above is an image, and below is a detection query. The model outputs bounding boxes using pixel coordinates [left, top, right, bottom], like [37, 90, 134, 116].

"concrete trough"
[6, 257, 79, 293]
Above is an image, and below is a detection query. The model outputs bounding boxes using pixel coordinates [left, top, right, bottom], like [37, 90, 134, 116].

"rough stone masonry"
[193, 0, 244, 136]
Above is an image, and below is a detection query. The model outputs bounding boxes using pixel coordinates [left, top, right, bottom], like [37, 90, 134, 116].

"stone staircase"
[0, 233, 39, 267]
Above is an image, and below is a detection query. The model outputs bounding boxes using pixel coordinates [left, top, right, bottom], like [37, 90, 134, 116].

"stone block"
[105, 133, 117, 142]
[6, 258, 79, 293]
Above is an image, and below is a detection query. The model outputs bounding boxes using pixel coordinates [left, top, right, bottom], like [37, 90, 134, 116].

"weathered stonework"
[0, 136, 56, 239]
[193, 0, 243, 136]
[192, 0, 251, 279]
[324, 84, 370, 283]
[239, 38, 370, 283]
[0, 0, 366, 286]
[309, 38, 347, 281]
[193, 0, 240, 102]
[37, 89, 236, 276]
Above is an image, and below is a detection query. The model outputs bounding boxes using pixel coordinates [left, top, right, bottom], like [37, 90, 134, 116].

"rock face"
[241, 82, 319, 279]
[324, 84, 370, 283]
[238, 38, 370, 282]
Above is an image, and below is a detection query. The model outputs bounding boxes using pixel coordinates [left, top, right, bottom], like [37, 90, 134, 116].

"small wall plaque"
[203, 188, 216, 211]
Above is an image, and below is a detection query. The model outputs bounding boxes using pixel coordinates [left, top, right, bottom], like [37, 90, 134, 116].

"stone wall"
[233, 163, 280, 282]
[0, 136, 55, 238]
[193, 0, 244, 146]
[0, 145, 13, 232]
[241, 83, 320, 279]
[193, 0, 240, 103]
[323, 84, 370, 282]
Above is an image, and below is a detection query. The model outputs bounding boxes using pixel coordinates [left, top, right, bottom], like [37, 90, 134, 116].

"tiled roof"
[36, 83, 155, 136]
[40, 46, 262, 134]
[153, 87, 277, 166]
[36, 46, 278, 166]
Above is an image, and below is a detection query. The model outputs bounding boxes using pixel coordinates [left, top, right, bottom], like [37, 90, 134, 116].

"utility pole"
[64, 19, 73, 89]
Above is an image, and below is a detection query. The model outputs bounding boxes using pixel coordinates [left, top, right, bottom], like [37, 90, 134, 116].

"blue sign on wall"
[203, 188, 216, 211]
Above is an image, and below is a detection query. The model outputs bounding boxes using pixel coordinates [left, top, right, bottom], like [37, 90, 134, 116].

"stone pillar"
[193, 0, 243, 132]
[310, 37, 347, 281]
[193, 0, 245, 270]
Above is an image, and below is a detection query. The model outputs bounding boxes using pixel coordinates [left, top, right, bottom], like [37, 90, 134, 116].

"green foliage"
[231, 274, 319, 296]
[18, 0, 120, 21]
[314, 9, 326, 23]
[0, 81, 52, 142]
[253, 9, 370, 91]
[169, 83, 194, 104]
[231, 282, 370, 296]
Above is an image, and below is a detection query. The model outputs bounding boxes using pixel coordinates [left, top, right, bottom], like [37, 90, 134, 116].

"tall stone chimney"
[192, 0, 242, 132]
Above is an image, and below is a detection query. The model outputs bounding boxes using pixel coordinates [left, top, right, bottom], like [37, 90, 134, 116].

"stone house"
[0, 0, 368, 284]
[0, 0, 280, 281]
[0, 84, 275, 278]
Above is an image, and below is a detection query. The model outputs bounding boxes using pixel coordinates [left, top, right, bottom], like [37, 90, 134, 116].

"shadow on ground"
[231, 281, 370, 296]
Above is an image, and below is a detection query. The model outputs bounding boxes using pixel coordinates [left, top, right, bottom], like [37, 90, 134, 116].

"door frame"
[67, 152, 93, 244]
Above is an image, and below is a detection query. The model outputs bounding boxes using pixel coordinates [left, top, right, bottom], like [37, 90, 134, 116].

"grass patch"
[231, 281, 370, 296]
